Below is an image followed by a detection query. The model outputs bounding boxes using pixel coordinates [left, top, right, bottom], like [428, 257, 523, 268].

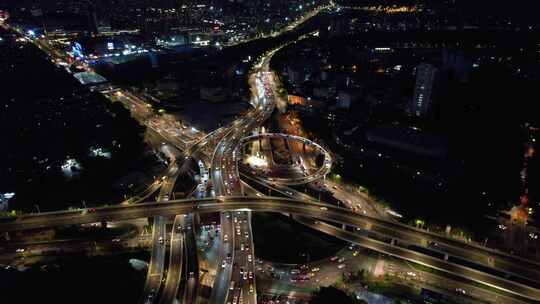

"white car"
[338, 264, 346, 269]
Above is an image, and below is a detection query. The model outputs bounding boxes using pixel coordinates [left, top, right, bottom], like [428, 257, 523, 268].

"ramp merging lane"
[3, 197, 540, 303]
[4, 17, 540, 304]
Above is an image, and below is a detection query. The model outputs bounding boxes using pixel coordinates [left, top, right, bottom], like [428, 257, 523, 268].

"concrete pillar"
[193, 213, 201, 234]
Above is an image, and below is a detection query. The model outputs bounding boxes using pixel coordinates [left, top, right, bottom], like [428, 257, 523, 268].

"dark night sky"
[456, 1, 538, 18]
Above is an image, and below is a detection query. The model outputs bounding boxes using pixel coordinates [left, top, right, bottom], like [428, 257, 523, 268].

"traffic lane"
[301, 217, 531, 304]
[208, 212, 235, 304]
[247, 177, 540, 284]
[214, 74, 273, 304]
[320, 179, 540, 282]
[182, 214, 199, 304]
[139, 161, 179, 304]
[295, 214, 540, 304]
[158, 215, 185, 304]
[139, 215, 167, 304]
[349, 216, 540, 284]
[6, 201, 540, 300]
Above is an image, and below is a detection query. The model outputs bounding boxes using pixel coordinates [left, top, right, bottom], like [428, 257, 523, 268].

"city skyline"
[0, 1, 539, 304]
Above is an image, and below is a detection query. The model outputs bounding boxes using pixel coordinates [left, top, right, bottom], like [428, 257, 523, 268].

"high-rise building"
[411, 63, 438, 118]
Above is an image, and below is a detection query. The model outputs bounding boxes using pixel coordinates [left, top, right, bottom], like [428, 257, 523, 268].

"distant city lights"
[89, 147, 112, 159]
[61, 157, 82, 178]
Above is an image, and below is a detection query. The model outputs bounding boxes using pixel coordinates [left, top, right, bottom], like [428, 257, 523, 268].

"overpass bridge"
[2, 196, 540, 303]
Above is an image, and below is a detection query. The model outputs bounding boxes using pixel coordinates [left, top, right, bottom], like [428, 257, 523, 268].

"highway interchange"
[3, 11, 540, 304]
[3, 196, 540, 303]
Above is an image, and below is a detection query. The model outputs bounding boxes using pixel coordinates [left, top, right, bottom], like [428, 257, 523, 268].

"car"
[224, 234, 229, 242]
[330, 256, 339, 261]
[290, 269, 300, 274]
[247, 254, 252, 262]
[15, 248, 25, 253]
[338, 264, 346, 269]
[249, 284, 254, 293]
[222, 260, 227, 268]
[248, 271, 253, 279]
[456, 288, 467, 295]
[243, 272, 248, 280]
[311, 267, 320, 272]
[338, 257, 346, 263]
[352, 251, 359, 256]
[319, 206, 328, 211]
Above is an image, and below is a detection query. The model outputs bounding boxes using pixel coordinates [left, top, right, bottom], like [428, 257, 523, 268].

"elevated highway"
[239, 133, 332, 185]
[2, 196, 540, 303]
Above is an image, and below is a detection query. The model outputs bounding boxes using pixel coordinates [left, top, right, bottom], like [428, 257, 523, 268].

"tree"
[311, 286, 353, 304]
